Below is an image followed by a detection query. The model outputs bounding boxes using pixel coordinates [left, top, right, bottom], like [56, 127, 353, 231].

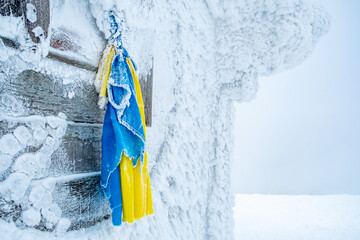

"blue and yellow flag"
[96, 44, 153, 226]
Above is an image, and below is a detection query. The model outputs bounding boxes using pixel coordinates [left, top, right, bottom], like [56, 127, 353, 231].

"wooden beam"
[47, 51, 98, 72]
[8, 69, 104, 124]
[139, 58, 154, 127]
[24, 0, 50, 43]
[1, 35, 154, 126]
[0, 36, 20, 49]
[0, 173, 110, 231]
[52, 174, 110, 231]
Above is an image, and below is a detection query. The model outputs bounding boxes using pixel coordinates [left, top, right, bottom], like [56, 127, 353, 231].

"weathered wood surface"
[52, 174, 110, 231]
[0, 0, 153, 231]
[0, 197, 21, 222]
[0, 0, 50, 44]
[0, 121, 102, 177]
[47, 51, 97, 72]
[9, 70, 104, 124]
[0, 67, 107, 230]
[1, 35, 153, 126]
[139, 58, 154, 127]
[51, 123, 102, 176]
[24, 0, 50, 43]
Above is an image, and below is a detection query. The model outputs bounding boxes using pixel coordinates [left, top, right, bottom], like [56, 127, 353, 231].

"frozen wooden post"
[0, 0, 154, 231]
[1, 0, 153, 126]
[139, 58, 154, 127]
[24, 0, 50, 43]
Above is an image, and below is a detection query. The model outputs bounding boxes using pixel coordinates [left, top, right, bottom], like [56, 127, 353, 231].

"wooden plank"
[0, 174, 109, 231]
[139, 58, 154, 127]
[24, 0, 50, 44]
[0, 36, 20, 49]
[1, 67, 152, 176]
[0, 122, 102, 176]
[1, 37, 153, 127]
[52, 174, 109, 231]
[47, 51, 97, 72]
[50, 123, 102, 176]
[7, 69, 104, 124]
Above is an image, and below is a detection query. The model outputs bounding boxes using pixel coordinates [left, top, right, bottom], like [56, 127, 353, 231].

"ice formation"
[26, 3, 37, 23]
[0, 0, 329, 239]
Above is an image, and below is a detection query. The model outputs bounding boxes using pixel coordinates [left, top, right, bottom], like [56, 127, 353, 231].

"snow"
[0, 14, 27, 44]
[12, 153, 38, 178]
[233, 194, 360, 240]
[1, 93, 26, 117]
[36, 171, 101, 184]
[13, 125, 32, 146]
[32, 26, 44, 39]
[33, 127, 47, 142]
[58, 112, 67, 120]
[0, 134, 22, 155]
[50, 0, 105, 66]
[22, 208, 41, 227]
[0, 0, 330, 239]
[13, 152, 52, 179]
[0, 172, 30, 202]
[41, 203, 63, 228]
[28, 185, 53, 209]
[55, 218, 72, 235]
[0, 113, 68, 229]
[26, 3, 37, 23]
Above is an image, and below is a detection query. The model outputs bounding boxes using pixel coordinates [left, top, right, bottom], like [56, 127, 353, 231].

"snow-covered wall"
[0, 0, 328, 239]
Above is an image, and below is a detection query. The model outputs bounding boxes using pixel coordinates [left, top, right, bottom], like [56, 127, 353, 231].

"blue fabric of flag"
[100, 48, 145, 226]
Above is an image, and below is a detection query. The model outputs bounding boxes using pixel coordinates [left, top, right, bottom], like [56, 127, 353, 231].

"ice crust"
[26, 4, 37, 23]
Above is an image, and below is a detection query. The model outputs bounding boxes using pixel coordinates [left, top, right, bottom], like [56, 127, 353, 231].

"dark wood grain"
[52, 174, 110, 231]
[0, 174, 109, 231]
[0, 36, 20, 49]
[50, 123, 102, 176]
[8, 70, 104, 124]
[139, 58, 153, 127]
[0, 122, 102, 177]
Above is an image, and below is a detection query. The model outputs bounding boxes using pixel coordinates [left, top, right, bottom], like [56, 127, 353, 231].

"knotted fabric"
[96, 44, 153, 226]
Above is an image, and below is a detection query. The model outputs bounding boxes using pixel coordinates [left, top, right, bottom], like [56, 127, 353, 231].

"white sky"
[231, 0, 360, 194]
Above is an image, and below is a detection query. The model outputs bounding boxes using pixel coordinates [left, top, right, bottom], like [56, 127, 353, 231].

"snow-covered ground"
[234, 194, 360, 240]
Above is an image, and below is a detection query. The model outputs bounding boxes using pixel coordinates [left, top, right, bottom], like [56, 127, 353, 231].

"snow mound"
[234, 194, 360, 240]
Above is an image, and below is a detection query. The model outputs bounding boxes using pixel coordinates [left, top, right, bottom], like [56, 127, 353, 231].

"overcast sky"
[231, 0, 360, 195]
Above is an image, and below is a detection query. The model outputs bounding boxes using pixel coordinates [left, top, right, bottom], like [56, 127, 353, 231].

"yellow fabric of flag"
[120, 58, 153, 223]
[94, 45, 116, 109]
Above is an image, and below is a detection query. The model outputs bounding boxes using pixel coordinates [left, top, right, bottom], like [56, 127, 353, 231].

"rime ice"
[0, 0, 329, 239]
